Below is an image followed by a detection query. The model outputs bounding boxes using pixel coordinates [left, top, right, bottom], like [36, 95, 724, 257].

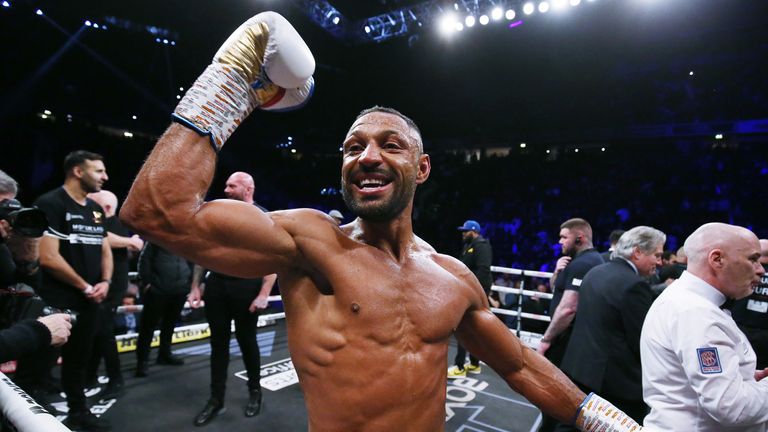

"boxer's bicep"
[164, 201, 303, 279]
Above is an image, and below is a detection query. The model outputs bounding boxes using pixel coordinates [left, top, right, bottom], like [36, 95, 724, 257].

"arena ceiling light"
[479, 14, 490, 25]
[1, 1, 9, 8]
[523, 3, 535, 15]
[505, 9, 516, 20]
[491, 7, 503, 20]
[538, 2, 550, 13]
[438, 13, 457, 35]
[465, 15, 475, 27]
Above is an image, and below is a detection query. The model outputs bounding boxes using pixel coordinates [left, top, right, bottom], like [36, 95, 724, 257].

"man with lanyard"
[35, 150, 112, 431]
[188, 172, 277, 426]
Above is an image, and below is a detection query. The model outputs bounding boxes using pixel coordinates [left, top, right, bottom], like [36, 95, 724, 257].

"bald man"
[86, 190, 143, 399]
[641, 223, 768, 431]
[731, 239, 768, 369]
[189, 172, 277, 425]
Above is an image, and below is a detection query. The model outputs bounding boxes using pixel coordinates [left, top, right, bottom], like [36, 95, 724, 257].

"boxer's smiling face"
[341, 112, 429, 222]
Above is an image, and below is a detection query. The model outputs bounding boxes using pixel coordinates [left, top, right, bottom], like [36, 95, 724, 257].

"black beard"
[341, 178, 415, 223]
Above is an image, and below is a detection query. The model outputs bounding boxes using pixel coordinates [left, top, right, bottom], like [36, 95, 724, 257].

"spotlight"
[40, 114, 48, 119]
[715, 133, 723, 140]
[574, 148, 579, 153]
[170, 41, 176, 46]
[552, 0, 567, 10]
[179, 87, 184, 91]
[364, 25, 371, 33]
[43, 109, 52, 115]
[123, 131, 133, 138]
[520, 143, 527, 148]
[1, 1, 9, 8]
[35, 8, 42, 15]
[291, 149, 297, 154]
[505, 9, 516, 20]
[332, 16, 340, 25]
[132, 115, 137, 120]
[465, 15, 475, 27]
[601, 147, 605, 152]
[546, 149, 551, 154]
[689, 71, 694, 76]
[538, 2, 550, 13]
[570, 0, 581, 5]
[438, 13, 456, 35]
[523, 3, 535, 15]
[93, 23, 99, 29]
[155, 38, 161, 43]
[479, 15, 489, 25]
[163, 39, 169, 44]
[491, 7, 503, 20]
[455, 22, 464, 31]
[176, 95, 181, 99]
[85, 20, 92, 26]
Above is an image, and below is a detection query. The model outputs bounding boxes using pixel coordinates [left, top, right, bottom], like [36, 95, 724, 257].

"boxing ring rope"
[0, 373, 71, 432]
[489, 266, 554, 349]
[116, 268, 552, 350]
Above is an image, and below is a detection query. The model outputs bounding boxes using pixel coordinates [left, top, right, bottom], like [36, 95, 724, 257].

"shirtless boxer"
[122, 11, 645, 431]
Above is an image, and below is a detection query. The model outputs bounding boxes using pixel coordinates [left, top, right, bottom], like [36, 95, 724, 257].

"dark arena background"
[1, 0, 767, 431]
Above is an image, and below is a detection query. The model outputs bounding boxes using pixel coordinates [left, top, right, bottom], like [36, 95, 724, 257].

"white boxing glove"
[574, 393, 646, 432]
[173, 11, 315, 151]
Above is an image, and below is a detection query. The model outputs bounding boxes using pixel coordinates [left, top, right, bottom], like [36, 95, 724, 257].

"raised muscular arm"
[122, 12, 314, 279]
[121, 125, 299, 278]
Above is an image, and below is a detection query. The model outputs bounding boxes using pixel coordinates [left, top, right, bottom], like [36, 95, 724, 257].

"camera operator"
[0, 169, 72, 363]
[34, 151, 113, 432]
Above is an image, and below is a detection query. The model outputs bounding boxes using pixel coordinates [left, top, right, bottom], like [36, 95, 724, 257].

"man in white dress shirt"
[641, 222, 768, 431]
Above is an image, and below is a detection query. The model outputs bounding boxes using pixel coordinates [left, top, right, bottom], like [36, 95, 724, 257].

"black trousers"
[87, 303, 122, 383]
[454, 341, 479, 369]
[60, 302, 99, 413]
[135, 289, 186, 361]
[204, 277, 262, 400]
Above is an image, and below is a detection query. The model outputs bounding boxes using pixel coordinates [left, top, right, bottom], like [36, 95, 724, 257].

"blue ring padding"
[572, 392, 595, 425]
[171, 114, 219, 153]
[264, 80, 316, 113]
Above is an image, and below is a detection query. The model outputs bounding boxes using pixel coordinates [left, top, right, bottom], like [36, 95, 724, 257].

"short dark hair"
[560, 218, 593, 242]
[662, 250, 676, 261]
[609, 229, 626, 245]
[63, 150, 104, 174]
[355, 106, 423, 151]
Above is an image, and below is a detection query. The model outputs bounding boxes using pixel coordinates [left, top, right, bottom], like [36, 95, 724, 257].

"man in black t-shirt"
[35, 150, 113, 432]
[448, 220, 493, 378]
[731, 238, 768, 369]
[538, 218, 604, 364]
[86, 190, 144, 399]
[537, 218, 604, 432]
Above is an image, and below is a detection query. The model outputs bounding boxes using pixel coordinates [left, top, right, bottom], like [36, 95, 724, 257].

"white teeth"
[360, 179, 385, 187]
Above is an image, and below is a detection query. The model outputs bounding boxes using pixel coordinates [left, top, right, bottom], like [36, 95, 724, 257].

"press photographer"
[0, 169, 71, 364]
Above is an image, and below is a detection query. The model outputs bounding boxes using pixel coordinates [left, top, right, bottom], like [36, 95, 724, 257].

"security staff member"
[447, 220, 493, 378]
[641, 223, 768, 431]
[188, 172, 277, 426]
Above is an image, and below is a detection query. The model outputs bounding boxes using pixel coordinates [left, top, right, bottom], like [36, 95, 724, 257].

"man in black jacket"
[135, 242, 191, 377]
[557, 226, 666, 431]
[448, 220, 493, 378]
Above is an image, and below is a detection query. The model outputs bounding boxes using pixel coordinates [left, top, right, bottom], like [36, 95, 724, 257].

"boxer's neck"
[62, 181, 88, 206]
